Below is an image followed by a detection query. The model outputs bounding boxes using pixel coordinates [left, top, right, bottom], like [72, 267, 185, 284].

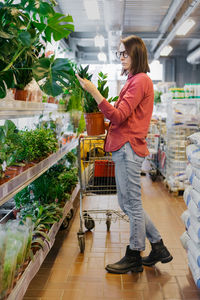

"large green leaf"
[0, 81, 6, 99]
[45, 13, 74, 42]
[0, 127, 5, 143]
[32, 21, 46, 33]
[18, 31, 31, 47]
[32, 57, 72, 96]
[4, 120, 17, 136]
[39, 2, 54, 16]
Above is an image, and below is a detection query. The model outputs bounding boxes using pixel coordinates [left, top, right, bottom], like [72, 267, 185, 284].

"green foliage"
[78, 68, 119, 113]
[154, 90, 162, 104]
[65, 151, 77, 168]
[78, 65, 98, 113]
[14, 150, 78, 209]
[18, 127, 58, 162]
[0, 120, 23, 168]
[77, 112, 86, 134]
[14, 186, 32, 209]
[32, 57, 73, 96]
[19, 201, 63, 230]
[58, 168, 78, 194]
[0, 0, 74, 98]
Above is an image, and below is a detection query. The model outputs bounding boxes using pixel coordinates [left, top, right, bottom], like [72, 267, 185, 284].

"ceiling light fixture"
[98, 51, 107, 62]
[160, 45, 173, 56]
[84, 0, 100, 20]
[94, 34, 105, 47]
[176, 18, 196, 36]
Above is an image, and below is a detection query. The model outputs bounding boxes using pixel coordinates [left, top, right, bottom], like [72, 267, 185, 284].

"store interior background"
[49, 0, 200, 92]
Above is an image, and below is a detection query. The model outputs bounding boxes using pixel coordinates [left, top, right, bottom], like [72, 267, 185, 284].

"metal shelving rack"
[7, 183, 80, 300]
[0, 139, 78, 207]
[0, 100, 58, 119]
[165, 98, 200, 193]
[0, 100, 80, 300]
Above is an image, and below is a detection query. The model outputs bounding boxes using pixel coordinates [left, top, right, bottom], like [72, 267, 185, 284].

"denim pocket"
[132, 151, 145, 163]
[111, 145, 125, 162]
[125, 142, 145, 163]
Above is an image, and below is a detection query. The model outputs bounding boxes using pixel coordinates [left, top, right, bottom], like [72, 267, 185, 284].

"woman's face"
[119, 43, 131, 72]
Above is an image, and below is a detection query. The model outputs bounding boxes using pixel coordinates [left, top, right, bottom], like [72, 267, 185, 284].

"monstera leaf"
[45, 13, 74, 42]
[32, 57, 72, 96]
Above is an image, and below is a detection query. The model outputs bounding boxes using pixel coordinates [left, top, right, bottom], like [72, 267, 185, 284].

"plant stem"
[1, 47, 26, 72]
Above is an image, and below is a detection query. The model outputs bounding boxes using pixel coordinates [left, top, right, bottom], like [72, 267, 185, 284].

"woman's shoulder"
[130, 73, 153, 86]
[134, 72, 151, 81]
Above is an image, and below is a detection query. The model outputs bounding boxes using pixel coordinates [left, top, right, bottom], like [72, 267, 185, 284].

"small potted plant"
[78, 66, 118, 136]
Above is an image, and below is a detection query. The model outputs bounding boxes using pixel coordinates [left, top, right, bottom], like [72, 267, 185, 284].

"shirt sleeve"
[98, 77, 145, 125]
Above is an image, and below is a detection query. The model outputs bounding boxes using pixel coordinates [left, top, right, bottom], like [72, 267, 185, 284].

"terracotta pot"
[15, 89, 28, 101]
[84, 112, 105, 136]
[13, 208, 20, 218]
[48, 96, 55, 103]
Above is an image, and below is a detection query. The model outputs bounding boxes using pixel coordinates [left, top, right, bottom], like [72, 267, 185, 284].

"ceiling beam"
[151, 0, 185, 52]
[154, 0, 200, 59]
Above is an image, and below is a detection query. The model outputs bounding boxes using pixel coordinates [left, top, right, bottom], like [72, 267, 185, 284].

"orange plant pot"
[15, 90, 28, 101]
[84, 112, 105, 136]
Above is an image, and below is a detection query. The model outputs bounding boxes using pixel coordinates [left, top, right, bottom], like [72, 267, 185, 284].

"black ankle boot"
[105, 245, 143, 274]
[142, 239, 173, 266]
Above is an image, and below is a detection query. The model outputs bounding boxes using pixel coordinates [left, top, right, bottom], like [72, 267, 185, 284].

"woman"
[76, 35, 173, 274]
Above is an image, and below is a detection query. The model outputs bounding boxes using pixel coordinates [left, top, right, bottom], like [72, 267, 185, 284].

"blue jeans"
[112, 142, 161, 251]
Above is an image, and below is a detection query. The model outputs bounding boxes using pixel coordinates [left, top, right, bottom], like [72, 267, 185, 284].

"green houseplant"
[0, 0, 74, 99]
[79, 68, 118, 136]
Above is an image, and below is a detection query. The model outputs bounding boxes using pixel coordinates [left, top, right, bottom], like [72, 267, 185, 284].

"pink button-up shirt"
[98, 72, 154, 157]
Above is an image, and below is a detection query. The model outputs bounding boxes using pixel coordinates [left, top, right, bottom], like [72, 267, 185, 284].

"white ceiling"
[56, 0, 200, 64]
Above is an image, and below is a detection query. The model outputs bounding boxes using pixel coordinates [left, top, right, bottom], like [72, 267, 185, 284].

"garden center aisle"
[23, 176, 200, 300]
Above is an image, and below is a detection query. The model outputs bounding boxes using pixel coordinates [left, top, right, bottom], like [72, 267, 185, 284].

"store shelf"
[0, 139, 78, 206]
[0, 100, 58, 118]
[7, 182, 80, 300]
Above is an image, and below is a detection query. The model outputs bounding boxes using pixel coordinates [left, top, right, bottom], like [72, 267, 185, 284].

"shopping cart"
[77, 135, 129, 253]
[146, 132, 160, 181]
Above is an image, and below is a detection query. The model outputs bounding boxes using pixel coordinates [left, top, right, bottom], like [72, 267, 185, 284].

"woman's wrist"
[92, 89, 104, 105]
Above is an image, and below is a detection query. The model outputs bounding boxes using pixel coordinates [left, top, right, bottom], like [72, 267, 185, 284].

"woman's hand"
[75, 73, 104, 105]
[75, 74, 97, 95]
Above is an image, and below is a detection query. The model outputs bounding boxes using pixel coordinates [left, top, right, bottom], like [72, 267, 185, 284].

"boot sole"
[142, 255, 173, 267]
[105, 265, 143, 274]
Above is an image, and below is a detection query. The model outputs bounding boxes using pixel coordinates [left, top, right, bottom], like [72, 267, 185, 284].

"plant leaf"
[45, 13, 74, 42]
[33, 57, 72, 96]
[32, 21, 46, 33]
[0, 81, 6, 99]
[18, 31, 31, 47]
[39, 2, 55, 16]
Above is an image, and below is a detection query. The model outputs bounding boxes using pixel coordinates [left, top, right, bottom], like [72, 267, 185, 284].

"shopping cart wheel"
[83, 212, 95, 230]
[149, 170, 158, 182]
[60, 209, 74, 230]
[106, 219, 111, 231]
[67, 208, 74, 219]
[83, 212, 95, 231]
[60, 216, 70, 230]
[77, 232, 85, 253]
[106, 213, 112, 231]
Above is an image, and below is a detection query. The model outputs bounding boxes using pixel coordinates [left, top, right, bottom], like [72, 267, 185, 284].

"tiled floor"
[23, 176, 200, 300]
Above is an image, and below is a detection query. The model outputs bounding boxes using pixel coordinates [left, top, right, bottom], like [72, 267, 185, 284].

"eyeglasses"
[115, 50, 129, 59]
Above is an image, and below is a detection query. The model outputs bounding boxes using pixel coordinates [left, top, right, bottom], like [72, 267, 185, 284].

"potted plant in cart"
[78, 66, 118, 136]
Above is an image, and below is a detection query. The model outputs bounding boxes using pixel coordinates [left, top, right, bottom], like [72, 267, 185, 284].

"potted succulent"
[0, 0, 74, 100]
